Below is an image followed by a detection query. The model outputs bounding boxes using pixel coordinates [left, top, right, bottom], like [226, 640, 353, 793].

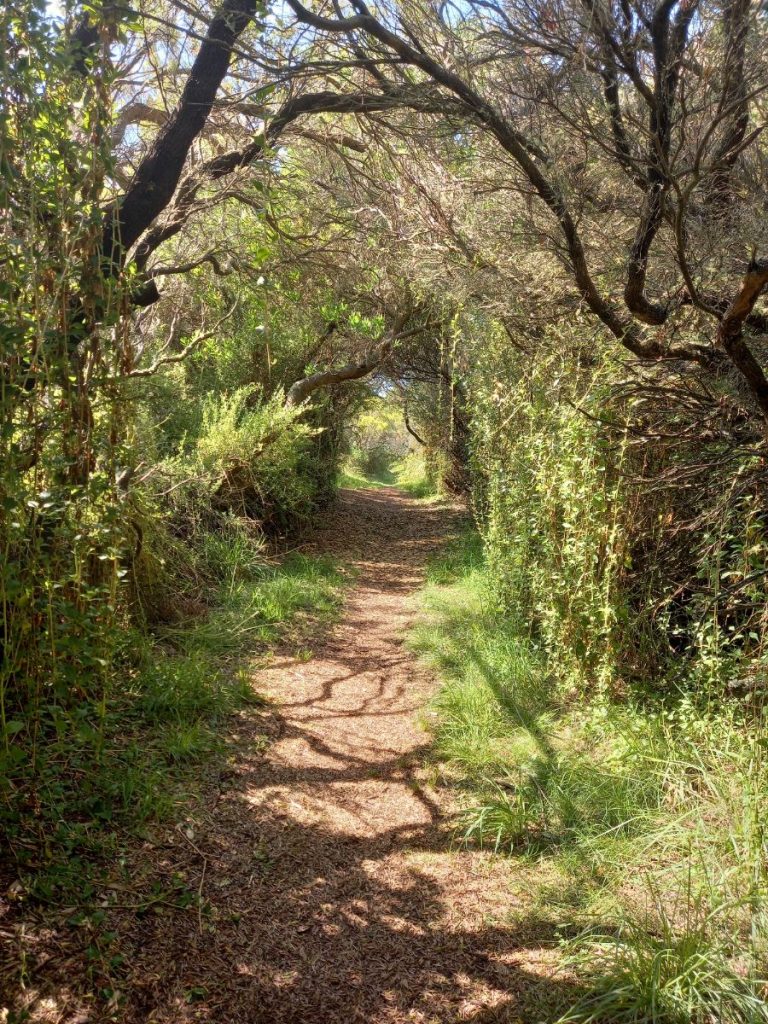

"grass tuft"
[161, 552, 346, 657]
[559, 914, 768, 1024]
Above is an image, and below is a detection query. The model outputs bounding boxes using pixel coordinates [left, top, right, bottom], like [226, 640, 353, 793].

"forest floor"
[9, 488, 581, 1023]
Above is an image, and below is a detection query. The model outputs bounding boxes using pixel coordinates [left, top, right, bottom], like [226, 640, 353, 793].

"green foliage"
[0, 0, 135, 862]
[130, 377, 344, 623]
[1, 546, 345, 905]
[0, 16, 353, 907]
[559, 915, 768, 1024]
[413, 529, 768, 1022]
[338, 394, 446, 496]
[469, 329, 629, 690]
[341, 393, 410, 484]
[464, 316, 768, 700]
[337, 465, 393, 489]
[394, 450, 443, 498]
[166, 553, 346, 656]
[143, 384, 322, 538]
[193, 386, 319, 528]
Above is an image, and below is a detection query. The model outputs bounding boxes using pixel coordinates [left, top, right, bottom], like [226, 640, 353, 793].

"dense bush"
[406, 311, 768, 1018]
[470, 332, 628, 690]
[465, 318, 768, 698]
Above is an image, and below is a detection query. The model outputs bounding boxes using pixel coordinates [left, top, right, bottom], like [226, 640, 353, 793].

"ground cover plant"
[412, 522, 768, 1021]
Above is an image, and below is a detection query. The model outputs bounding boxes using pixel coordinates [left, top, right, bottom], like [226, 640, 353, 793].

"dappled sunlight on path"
[24, 489, 577, 1023]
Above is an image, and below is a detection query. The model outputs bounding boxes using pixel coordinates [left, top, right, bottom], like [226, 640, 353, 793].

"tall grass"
[559, 911, 768, 1024]
[412, 531, 768, 1021]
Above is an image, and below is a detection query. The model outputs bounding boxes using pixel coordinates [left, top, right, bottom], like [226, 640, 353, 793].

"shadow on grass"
[412, 537, 664, 872]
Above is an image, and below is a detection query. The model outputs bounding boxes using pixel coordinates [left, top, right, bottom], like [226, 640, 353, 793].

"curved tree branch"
[717, 258, 768, 419]
[101, 0, 259, 272]
[285, 314, 411, 407]
[283, 0, 704, 363]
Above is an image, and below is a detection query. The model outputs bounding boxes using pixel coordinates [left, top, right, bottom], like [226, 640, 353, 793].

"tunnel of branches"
[4, 1, 768, 1019]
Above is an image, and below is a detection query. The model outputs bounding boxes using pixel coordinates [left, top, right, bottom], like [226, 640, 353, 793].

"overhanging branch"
[717, 257, 768, 419]
[285, 314, 413, 407]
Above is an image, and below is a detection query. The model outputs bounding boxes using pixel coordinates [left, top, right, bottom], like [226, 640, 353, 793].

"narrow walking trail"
[112, 489, 572, 1022]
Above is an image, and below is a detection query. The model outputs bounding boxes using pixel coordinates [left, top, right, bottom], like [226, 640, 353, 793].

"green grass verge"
[2, 550, 347, 907]
[337, 466, 393, 489]
[411, 529, 768, 1023]
[337, 450, 442, 496]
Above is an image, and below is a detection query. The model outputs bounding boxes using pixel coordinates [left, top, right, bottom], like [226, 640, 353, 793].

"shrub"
[559, 915, 768, 1024]
[413, 528, 768, 1022]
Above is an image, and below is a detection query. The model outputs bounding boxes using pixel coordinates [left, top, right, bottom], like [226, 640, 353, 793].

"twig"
[115, 300, 239, 381]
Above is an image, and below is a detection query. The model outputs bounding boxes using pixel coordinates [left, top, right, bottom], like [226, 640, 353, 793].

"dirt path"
[109, 489, 574, 1021]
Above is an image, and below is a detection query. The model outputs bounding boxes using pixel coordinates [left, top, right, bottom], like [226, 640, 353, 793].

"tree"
[279, 0, 768, 422]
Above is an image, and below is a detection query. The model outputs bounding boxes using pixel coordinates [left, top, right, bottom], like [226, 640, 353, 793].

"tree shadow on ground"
[105, 733, 588, 1024]
[6, 665, 586, 1022]
[4, 489, 587, 1023]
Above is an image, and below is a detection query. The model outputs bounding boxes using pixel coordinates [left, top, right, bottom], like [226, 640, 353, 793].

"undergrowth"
[337, 465, 394, 489]
[1, 550, 346, 910]
[412, 530, 768, 1023]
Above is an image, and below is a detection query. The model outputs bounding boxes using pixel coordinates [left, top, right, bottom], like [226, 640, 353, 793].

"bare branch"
[717, 258, 768, 419]
[102, 0, 259, 271]
[285, 313, 414, 406]
[118, 302, 239, 380]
